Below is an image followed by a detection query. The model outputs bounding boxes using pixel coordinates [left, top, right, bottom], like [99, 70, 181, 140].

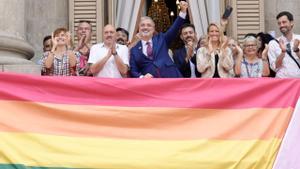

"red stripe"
[0, 73, 299, 108]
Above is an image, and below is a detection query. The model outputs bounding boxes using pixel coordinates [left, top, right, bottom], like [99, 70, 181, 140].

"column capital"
[0, 35, 34, 61]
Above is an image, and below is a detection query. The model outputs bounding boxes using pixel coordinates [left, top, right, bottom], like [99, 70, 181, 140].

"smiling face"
[243, 37, 258, 57]
[277, 15, 293, 36]
[116, 30, 128, 45]
[139, 17, 155, 41]
[180, 26, 197, 45]
[208, 25, 221, 43]
[54, 31, 67, 46]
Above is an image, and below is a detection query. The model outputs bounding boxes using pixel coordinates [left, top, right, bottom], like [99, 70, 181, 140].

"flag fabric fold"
[0, 73, 299, 169]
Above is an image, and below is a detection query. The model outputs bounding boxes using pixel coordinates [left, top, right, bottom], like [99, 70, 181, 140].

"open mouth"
[117, 39, 125, 45]
[141, 31, 150, 36]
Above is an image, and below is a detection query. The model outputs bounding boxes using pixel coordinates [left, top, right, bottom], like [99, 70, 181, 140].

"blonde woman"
[235, 36, 270, 78]
[196, 23, 234, 78]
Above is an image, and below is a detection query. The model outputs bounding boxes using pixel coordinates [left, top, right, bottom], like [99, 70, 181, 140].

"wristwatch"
[293, 48, 300, 53]
[112, 52, 118, 56]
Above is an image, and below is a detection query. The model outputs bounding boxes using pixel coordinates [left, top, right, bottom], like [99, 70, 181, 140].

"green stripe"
[0, 164, 86, 169]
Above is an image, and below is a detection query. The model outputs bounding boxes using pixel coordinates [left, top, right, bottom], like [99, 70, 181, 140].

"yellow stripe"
[0, 132, 280, 169]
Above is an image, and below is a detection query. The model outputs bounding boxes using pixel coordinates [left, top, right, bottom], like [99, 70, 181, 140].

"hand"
[221, 36, 229, 50]
[107, 49, 112, 57]
[207, 39, 214, 55]
[233, 45, 243, 59]
[76, 35, 86, 50]
[186, 41, 194, 61]
[66, 31, 72, 48]
[135, 33, 141, 40]
[262, 44, 269, 59]
[84, 34, 90, 44]
[179, 1, 188, 13]
[51, 32, 58, 52]
[279, 39, 286, 53]
[220, 18, 229, 27]
[111, 44, 117, 55]
[144, 73, 153, 78]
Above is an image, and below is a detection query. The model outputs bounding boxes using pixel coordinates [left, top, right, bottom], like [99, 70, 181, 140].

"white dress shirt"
[141, 40, 153, 57]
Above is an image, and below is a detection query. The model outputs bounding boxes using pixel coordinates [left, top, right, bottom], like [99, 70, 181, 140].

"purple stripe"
[272, 98, 300, 169]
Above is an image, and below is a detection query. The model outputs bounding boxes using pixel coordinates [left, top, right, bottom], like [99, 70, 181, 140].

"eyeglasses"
[244, 44, 257, 48]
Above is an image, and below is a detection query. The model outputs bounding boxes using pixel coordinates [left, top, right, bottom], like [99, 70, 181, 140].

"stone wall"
[265, 0, 300, 37]
[25, 0, 69, 63]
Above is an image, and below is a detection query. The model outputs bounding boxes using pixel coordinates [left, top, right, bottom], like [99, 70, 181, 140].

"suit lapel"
[136, 41, 144, 57]
[182, 48, 187, 62]
[152, 37, 158, 59]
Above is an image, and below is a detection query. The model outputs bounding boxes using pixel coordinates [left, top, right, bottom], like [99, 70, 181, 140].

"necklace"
[243, 57, 260, 78]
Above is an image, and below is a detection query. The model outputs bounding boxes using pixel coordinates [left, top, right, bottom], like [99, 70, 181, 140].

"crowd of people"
[39, 2, 300, 78]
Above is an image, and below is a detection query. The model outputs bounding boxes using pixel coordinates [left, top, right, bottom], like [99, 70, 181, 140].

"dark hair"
[43, 35, 51, 44]
[116, 27, 129, 38]
[180, 23, 196, 34]
[276, 11, 294, 21]
[256, 32, 274, 44]
[78, 20, 92, 31]
[256, 32, 274, 52]
[244, 33, 256, 39]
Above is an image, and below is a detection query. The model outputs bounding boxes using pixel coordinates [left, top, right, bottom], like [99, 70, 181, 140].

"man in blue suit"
[173, 23, 201, 78]
[130, 1, 188, 78]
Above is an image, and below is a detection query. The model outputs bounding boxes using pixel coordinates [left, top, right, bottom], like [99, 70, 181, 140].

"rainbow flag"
[0, 73, 299, 169]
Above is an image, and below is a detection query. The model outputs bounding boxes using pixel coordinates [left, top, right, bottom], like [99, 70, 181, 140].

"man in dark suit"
[173, 23, 201, 78]
[129, 1, 188, 78]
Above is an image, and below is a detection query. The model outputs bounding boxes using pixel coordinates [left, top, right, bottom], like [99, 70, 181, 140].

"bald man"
[88, 24, 129, 78]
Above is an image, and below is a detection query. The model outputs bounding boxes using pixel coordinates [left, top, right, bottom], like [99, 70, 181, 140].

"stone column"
[0, 0, 40, 74]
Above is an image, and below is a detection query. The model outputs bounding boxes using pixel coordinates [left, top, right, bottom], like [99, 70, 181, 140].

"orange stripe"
[0, 100, 293, 140]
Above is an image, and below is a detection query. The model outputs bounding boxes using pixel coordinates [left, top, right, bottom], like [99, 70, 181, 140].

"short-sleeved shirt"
[88, 43, 129, 78]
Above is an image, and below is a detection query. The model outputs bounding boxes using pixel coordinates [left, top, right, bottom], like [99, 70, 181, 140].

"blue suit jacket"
[130, 17, 185, 78]
[173, 47, 201, 78]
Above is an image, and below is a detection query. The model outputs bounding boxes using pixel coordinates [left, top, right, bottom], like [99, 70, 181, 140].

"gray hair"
[242, 36, 257, 47]
[140, 16, 155, 27]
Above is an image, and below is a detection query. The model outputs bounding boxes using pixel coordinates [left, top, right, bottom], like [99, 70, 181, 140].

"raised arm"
[112, 45, 129, 77]
[261, 44, 270, 77]
[197, 47, 211, 73]
[164, 1, 188, 46]
[268, 39, 285, 71]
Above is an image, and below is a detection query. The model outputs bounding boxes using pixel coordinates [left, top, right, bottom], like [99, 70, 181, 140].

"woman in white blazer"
[196, 23, 235, 78]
